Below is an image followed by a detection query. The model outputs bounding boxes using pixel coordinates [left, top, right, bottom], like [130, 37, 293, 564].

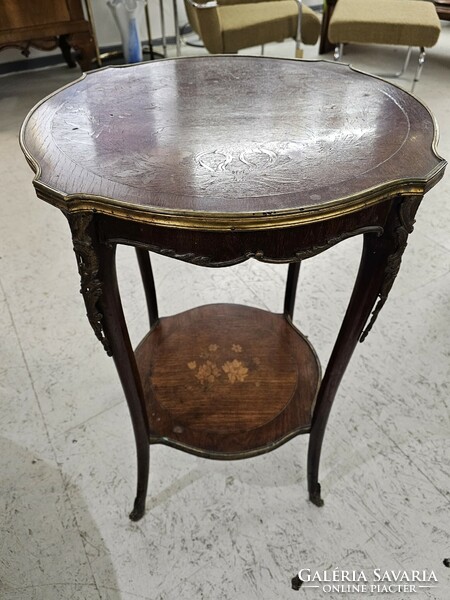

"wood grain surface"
[135, 304, 320, 457]
[0, 0, 96, 71]
[21, 56, 445, 229]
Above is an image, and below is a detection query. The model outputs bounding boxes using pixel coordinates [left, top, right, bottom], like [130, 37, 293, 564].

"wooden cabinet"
[0, 0, 97, 71]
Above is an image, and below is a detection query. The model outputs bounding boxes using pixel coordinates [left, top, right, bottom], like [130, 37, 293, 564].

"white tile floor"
[0, 23, 449, 600]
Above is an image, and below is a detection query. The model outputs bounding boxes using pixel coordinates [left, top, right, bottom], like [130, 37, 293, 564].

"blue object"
[107, 0, 145, 64]
[127, 16, 142, 63]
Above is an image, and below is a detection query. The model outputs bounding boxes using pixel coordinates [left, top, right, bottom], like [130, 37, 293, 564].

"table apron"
[95, 200, 393, 267]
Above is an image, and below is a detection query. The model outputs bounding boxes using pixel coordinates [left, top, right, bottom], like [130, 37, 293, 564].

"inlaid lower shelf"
[135, 304, 321, 458]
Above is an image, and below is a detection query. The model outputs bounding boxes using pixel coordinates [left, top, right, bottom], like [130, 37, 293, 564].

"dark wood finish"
[135, 249, 159, 329]
[73, 222, 150, 522]
[319, 0, 338, 54]
[308, 195, 423, 504]
[20, 57, 446, 521]
[136, 304, 320, 457]
[21, 57, 444, 228]
[284, 262, 301, 320]
[433, 0, 450, 19]
[0, 0, 97, 71]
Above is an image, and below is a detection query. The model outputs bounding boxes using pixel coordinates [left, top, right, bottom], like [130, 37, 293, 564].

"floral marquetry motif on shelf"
[186, 344, 253, 386]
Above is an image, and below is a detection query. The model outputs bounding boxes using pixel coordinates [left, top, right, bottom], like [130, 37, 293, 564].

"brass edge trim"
[140, 305, 318, 458]
[247, 56, 446, 170]
[148, 426, 311, 460]
[20, 56, 447, 172]
[33, 172, 442, 231]
[19, 70, 89, 181]
[19, 55, 446, 172]
[20, 62, 142, 176]
[21, 55, 447, 232]
[100, 56, 447, 172]
[337, 59, 446, 168]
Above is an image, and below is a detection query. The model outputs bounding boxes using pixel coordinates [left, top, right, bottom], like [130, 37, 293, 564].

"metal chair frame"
[333, 43, 427, 92]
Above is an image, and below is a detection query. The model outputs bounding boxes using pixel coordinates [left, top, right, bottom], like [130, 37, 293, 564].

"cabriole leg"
[69, 214, 150, 521]
[100, 243, 150, 521]
[284, 262, 301, 321]
[307, 195, 423, 506]
[136, 248, 159, 329]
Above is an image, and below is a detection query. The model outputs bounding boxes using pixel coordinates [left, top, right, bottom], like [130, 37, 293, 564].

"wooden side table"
[20, 57, 446, 521]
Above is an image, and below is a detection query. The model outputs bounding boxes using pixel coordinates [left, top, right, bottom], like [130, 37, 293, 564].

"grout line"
[232, 263, 285, 313]
[0, 276, 103, 600]
[365, 411, 450, 504]
[388, 267, 450, 305]
[420, 231, 450, 256]
[57, 398, 125, 438]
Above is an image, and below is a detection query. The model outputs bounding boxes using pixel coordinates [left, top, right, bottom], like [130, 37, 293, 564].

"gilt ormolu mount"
[20, 57, 446, 521]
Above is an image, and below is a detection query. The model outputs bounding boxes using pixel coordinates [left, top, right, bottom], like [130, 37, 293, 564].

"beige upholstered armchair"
[328, 0, 441, 91]
[184, 0, 321, 57]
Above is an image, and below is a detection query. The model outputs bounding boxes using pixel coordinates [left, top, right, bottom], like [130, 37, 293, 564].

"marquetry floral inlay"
[222, 360, 249, 384]
[195, 360, 222, 384]
[187, 343, 252, 386]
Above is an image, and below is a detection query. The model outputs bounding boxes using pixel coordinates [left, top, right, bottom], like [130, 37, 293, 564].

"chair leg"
[394, 46, 412, 78]
[334, 43, 343, 61]
[294, 0, 303, 58]
[338, 44, 424, 90]
[373, 46, 425, 91]
[375, 46, 412, 79]
[261, 44, 265, 55]
[411, 47, 426, 93]
[159, 0, 167, 57]
[172, 0, 181, 56]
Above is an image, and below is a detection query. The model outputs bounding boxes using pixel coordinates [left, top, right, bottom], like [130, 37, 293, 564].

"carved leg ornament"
[69, 214, 149, 519]
[69, 213, 112, 356]
[360, 195, 423, 342]
[307, 194, 423, 507]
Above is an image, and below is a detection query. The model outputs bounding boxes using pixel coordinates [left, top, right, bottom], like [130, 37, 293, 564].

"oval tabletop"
[21, 56, 446, 230]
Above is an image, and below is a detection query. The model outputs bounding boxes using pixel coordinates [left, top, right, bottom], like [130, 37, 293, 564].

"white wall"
[0, 0, 188, 66]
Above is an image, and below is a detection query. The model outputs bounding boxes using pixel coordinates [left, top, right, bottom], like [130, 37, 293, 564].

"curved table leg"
[100, 243, 150, 520]
[284, 262, 301, 320]
[136, 248, 159, 329]
[308, 195, 422, 506]
[69, 214, 150, 521]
